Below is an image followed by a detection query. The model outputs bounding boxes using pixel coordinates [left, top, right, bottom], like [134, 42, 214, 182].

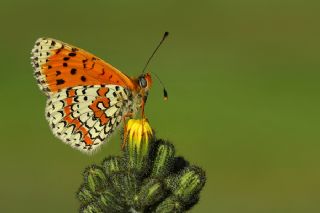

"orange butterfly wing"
[31, 38, 137, 95]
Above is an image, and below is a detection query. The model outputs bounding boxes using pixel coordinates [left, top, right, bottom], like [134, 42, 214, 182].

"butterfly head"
[137, 72, 152, 92]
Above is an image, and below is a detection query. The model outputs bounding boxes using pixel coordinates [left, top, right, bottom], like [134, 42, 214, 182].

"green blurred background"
[1, 0, 320, 212]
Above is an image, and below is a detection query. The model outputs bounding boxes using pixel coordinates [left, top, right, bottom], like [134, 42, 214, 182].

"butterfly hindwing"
[31, 38, 136, 95]
[45, 85, 133, 153]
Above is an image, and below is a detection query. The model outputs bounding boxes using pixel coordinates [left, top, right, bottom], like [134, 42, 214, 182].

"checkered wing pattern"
[45, 85, 133, 153]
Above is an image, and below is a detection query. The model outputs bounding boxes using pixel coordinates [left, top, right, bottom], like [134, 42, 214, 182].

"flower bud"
[155, 196, 183, 213]
[102, 156, 124, 175]
[80, 202, 102, 213]
[83, 165, 107, 193]
[151, 140, 175, 178]
[166, 166, 206, 203]
[136, 178, 165, 208]
[125, 119, 153, 173]
[77, 184, 95, 205]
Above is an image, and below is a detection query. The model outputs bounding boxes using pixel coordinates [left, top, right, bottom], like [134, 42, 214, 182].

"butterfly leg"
[141, 94, 148, 119]
[121, 112, 134, 149]
[140, 98, 147, 137]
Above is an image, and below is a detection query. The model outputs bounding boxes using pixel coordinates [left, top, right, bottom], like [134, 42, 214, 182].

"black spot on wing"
[56, 79, 65, 85]
[70, 68, 77, 75]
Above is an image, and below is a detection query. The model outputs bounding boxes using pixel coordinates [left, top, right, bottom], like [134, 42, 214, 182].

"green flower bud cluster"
[77, 137, 206, 213]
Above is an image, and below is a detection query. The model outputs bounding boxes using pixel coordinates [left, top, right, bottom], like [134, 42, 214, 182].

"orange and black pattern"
[31, 38, 144, 153]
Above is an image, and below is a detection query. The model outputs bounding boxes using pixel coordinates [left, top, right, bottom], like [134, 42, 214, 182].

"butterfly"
[31, 33, 168, 153]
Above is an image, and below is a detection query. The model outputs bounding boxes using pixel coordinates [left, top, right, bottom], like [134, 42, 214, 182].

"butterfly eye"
[139, 77, 147, 88]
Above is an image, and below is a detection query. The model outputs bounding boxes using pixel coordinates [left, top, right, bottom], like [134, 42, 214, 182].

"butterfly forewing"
[31, 38, 136, 95]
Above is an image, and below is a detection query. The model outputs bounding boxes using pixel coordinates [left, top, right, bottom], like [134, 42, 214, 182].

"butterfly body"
[31, 38, 152, 153]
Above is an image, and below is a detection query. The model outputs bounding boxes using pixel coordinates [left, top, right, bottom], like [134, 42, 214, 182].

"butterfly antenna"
[150, 71, 169, 100]
[142, 31, 169, 74]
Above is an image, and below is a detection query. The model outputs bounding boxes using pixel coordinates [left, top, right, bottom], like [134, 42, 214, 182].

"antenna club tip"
[163, 88, 168, 101]
[164, 32, 169, 37]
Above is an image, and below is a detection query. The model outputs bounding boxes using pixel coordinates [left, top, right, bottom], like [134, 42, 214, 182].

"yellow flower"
[126, 119, 153, 150]
[124, 119, 153, 171]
